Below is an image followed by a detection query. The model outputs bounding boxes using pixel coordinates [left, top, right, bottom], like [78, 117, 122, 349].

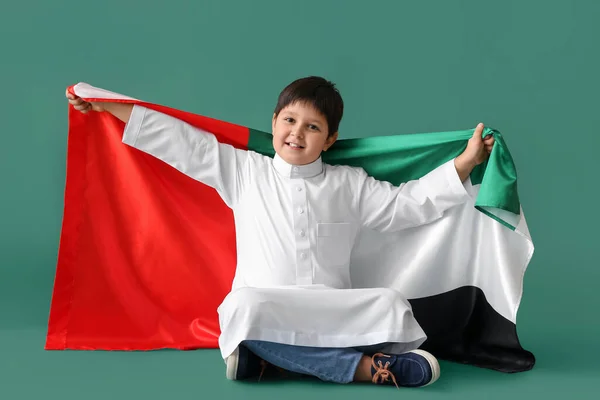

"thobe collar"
[272, 153, 324, 179]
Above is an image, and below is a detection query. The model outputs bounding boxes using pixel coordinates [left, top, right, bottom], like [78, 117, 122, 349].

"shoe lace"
[371, 353, 399, 389]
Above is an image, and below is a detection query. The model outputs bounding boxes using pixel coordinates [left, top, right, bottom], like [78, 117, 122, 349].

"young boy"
[66, 76, 494, 388]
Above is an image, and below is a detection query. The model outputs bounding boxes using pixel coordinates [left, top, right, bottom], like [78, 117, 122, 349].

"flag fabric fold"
[46, 83, 535, 373]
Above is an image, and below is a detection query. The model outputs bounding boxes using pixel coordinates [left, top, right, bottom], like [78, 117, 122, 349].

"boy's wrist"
[454, 153, 476, 182]
[101, 102, 134, 123]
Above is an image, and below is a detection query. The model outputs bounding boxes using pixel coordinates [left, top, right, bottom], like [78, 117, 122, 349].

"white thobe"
[122, 105, 470, 358]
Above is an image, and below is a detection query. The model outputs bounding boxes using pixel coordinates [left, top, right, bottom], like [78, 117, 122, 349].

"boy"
[66, 76, 495, 388]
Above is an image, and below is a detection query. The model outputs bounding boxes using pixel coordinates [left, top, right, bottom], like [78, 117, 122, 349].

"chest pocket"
[316, 222, 353, 268]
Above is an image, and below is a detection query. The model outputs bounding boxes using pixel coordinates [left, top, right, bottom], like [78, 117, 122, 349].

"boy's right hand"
[66, 88, 105, 114]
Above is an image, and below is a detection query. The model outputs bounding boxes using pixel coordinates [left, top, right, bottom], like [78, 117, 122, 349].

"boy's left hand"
[464, 123, 495, 165]
[454, 123, 495, 181]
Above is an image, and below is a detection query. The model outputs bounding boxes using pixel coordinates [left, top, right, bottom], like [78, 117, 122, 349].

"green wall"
[1, 0, 598, 399]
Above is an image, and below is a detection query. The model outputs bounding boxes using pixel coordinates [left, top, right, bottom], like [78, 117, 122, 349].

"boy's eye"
[308, 124, 320, 131]
[284, 117, 295, 123]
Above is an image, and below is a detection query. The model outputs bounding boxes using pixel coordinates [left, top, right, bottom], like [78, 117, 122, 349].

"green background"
[1, 0, 599, 398]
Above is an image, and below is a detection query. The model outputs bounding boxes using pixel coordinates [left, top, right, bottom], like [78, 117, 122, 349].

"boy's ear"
[323, 132, 338, 151]
[272, 113, 277, 133]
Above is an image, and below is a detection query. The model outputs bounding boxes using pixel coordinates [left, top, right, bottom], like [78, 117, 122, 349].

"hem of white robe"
[218, 326, 427, 360]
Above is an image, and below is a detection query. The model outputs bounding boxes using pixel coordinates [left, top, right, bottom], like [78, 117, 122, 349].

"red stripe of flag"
[46, 87, 249, 350]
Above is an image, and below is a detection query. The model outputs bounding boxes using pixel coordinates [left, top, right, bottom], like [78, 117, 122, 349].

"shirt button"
[298, 208, 304, 214]
[293, 167, 299, 172]
[299, 230, 305, 237]
[296, 187, 302, 192]
[300, 252, 307, 259]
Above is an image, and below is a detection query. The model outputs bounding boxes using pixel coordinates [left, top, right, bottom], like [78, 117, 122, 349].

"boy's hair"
[274, 76, 344, 137]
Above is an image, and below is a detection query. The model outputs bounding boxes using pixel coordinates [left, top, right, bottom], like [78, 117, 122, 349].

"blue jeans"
[242, 340, 389, 384]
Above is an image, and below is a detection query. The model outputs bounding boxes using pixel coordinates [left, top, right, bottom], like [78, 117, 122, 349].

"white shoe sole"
[225, 347, 239, 380]
[409, 349, 440, 386]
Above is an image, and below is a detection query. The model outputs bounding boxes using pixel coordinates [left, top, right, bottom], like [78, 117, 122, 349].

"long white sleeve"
[122, 105, 250, 207]
[356, 159, 470, 232]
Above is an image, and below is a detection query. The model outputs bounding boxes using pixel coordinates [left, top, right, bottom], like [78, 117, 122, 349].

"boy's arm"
[356, 159, 470, 232]
[102, 102, 134, 123]
[119, 105, 250, 208]
[357, 123, 494, 232]
[66, 91, 250, 207]
[66, 91, 133, 122]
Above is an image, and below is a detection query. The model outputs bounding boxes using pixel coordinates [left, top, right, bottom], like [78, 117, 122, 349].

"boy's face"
[272, 102, 338, 165]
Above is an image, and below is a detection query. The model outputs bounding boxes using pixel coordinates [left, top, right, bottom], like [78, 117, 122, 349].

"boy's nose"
[291, 128, 304, 138]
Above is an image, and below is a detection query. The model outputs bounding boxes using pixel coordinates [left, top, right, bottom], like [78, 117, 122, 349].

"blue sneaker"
[225, 345, 263, 380]
[370, 350, 440, 388]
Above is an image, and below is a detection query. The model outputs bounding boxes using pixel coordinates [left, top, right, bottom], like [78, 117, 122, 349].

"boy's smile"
[285, 142, 304, 150]
[272, 102, 338, 166]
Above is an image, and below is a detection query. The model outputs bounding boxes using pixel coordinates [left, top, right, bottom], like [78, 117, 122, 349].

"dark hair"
[274, 76, 344, 137]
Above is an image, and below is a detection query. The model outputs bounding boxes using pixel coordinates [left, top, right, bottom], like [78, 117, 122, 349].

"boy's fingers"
[68, 96, 83, 105]
[472, 123, 484, 140]
[65, 88, 83, 102]
[71, 98, 87, 106]
[65, 90, 78, 100]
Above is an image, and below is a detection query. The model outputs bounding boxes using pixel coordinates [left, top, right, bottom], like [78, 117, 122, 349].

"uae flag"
[46, 83, 535, 373]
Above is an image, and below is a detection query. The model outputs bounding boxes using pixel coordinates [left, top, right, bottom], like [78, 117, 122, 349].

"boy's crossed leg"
[226, 340, 440, 388]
